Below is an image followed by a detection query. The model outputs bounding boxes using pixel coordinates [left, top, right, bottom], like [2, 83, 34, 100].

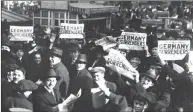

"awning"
[69, 3, 119, 15]
[1, 8, 32, 23]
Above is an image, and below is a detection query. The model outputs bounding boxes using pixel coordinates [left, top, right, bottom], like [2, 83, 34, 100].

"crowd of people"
[1, 1, 193, 112]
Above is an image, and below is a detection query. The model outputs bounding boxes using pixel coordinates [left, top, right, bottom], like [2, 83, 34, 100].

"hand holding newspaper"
[64, 89, 82, 106]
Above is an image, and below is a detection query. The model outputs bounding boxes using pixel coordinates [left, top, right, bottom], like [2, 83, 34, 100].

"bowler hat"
[51, 47, 63, 58]
[140, 69, 158, 84]
[93, 45, 108, 56]
[133, 91, 156, 104]
[15, 79, 38, 92]
[88, 66, 105, 74]
[76, 54, 87, 63]
[41, 68, 60, 81]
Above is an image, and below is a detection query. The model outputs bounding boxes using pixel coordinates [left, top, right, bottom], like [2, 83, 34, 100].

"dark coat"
[70, 68, 94, 112]
[1, 80, 16, 112]
[107, 92, 129, 112]
[26, 61, 44, 83]
[162, 65, 193, 108]
[53, 62, 70, 98]
[32, 86, 63, 112]
[4, 92, 33, 111]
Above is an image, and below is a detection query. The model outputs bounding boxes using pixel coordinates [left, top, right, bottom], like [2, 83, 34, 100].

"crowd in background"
[1, 1, 193, 112]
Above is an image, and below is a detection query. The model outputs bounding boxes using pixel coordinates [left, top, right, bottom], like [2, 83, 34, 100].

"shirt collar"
[44, 86, 53, 93]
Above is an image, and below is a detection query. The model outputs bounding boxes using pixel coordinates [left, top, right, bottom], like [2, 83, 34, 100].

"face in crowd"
[70, 51, 80, 64]
[129, 57, 141, 68]
[140, 76, 154, 89]
[133, 100, 148, 112]
[44, 77, 57, 90]
[7, 70, 15, 82]
[16, 49, 24, 59]
[149, 65, 162, 76]
[13, 69, 25, 84]
[34, 53, 42, 65]
[76, 61, 86, 71]
[150, 47, 158, 57]
[92, 72, 105, 82]
[49, 55, 61, 66]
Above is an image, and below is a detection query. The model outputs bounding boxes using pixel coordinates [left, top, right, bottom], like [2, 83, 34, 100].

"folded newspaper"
[64, 89, 82, 106]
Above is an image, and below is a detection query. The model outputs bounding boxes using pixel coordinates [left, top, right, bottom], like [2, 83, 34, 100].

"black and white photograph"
[1, 1, 193, 112]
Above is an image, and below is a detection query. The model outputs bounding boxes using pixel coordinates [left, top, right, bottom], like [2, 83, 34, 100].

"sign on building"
[41, 1, 68, 10]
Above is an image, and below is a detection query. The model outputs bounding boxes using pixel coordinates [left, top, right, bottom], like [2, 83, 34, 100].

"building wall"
[33, 9, 79, 28]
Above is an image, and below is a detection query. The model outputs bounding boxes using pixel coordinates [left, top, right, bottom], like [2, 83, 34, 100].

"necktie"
[50, 91, 56, 102]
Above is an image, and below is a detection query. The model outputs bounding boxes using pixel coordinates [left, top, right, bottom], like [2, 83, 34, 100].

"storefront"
[33, 1, 79, 28]
[1, 8, 32, 25]
[68, 3, 119, 36]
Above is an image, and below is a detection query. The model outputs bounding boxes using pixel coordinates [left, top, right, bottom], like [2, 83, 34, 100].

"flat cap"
[15, 79, 38, 92]
[88, 67, 105, 74]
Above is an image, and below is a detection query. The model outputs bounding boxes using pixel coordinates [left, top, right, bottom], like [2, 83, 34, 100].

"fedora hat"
[51, 47, 63, 58]
[140, 69, 158, 84]
[76, 54, 87, 63]
[93, 45, 108, 56]
[41, 68, 60, 81]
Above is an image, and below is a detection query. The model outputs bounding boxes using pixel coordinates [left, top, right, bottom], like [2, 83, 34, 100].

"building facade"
[33, 1, 79, 28]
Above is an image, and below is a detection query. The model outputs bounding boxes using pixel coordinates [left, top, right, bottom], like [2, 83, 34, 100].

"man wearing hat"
[68, 54, 94, 112]
[127, 50, 144, 73]
[120, 69, 157, 109]
[33, 68, 67, 112]
[12, 43, 28, 69]
[4, 79, 38, 111]
[88, 66, 117, 112]
[89, 45, 109, 68]
[49, 47, 70, 98]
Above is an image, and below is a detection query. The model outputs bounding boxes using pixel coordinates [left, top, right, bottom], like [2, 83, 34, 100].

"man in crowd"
[33, 68, 67, 112]
[4, 79, 38, 111]
[89, 66, 117, 112]
[27, 52, 43, 84]
[12, 43, 28, 69]
[68, 54, 93, 112]
[49, 47, 70, 98]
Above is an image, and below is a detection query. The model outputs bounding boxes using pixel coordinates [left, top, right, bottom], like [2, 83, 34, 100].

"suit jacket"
[32, 86, 63, 112]
[71, 68, 94, 111]
[4, 93, 33, 111]
[53, 62, 70, 98]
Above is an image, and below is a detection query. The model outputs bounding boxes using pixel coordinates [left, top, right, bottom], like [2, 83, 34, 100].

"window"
[69, 12, 76, 19]
[55, 13, 59, 18]
[42, 19, 48, 25]
[55, 20, 59, 26]
[60, 20, 64, 23]
[69, 20, 77, 24]
[34, 11, 40, 17]
[42, 11, 48, 17]
[34, 18, 40, 24]
[60, 13, 64, 18]
[33, 10, 78, 27]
